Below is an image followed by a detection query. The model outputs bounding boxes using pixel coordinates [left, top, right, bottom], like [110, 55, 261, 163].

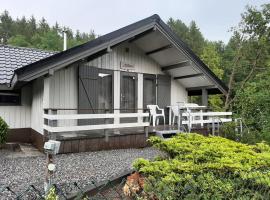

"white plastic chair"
[147, 105, 165, 127]
[171, 105, 180, 125]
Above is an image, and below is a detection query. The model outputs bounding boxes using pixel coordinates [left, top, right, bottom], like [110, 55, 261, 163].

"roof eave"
[15, 23, 157, 83]
[154, 20, 228, 95]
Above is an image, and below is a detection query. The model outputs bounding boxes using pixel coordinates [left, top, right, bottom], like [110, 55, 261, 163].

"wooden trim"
[44, 108, 147, 111]
[128, 28, 155, 43]
[43, 113, 149, 120]
[7, 128, 31, 143]
[186, 85, 216, 91]
[182, 112, 232, 117]
[7, 128, 46, 152]
[182, 118, 232, 125]
[161, 61, 190, 71]
[58, 133, 149, 153]
[174, 73, 204, 80]
[44, 122, 150, 133]
[145, 44, 172, 55]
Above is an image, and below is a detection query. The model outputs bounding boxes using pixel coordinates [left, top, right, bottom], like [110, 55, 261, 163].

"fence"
[2, 170, 270, 200]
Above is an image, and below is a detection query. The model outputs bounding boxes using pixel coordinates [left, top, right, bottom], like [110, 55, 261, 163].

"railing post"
[44, 109, 49, 138]
[49, 109, 57, 140]
[144, 126, 149, 138]
[104, 109, 110, 142]
[200, 110, 203, 128]
[212, 117, 215, 136]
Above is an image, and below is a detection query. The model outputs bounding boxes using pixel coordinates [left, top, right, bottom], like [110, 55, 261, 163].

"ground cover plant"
[0, 117, 8, 146]
[134, 134, 270, 199]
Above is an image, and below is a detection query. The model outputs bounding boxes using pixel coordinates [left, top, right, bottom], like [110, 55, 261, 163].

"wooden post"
[137, 74, 143, 124]
[48, 109, 57, 140]
[144, 126, 149, 138]
[44, 109, 49, 137]
[202, 88, 208, 107]
[44, 153, 54, 194]
[114, 71, 120, 135]
[104, 109, 109, 142]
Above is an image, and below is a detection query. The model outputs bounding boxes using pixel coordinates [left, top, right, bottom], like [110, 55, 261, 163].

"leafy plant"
[45, 186, 58, 200]
[0, 117, 8, 145]
[134, 134, 270, 199]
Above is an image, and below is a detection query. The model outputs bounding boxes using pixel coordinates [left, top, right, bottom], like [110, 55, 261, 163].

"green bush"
[134, 134, 270, 199]
[220, 121, 263, 144]
[46, 186, 58, 200]
[0, 117, 8, 145]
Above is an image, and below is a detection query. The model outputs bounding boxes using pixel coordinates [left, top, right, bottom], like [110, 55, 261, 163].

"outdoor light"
[48, 163, 56, 172]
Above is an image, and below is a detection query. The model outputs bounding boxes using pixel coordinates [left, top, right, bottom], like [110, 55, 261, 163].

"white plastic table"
[167, 105, 207, 127]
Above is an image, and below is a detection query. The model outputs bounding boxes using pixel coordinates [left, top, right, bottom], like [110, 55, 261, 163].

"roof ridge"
[0, 44, 57, 53]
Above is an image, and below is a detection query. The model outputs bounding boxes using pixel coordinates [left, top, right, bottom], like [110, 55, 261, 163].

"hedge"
[0, 117, 8, 145]
[133, 133, 270, 199]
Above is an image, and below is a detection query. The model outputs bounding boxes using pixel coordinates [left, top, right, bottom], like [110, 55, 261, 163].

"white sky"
[0, 0, 268, 43]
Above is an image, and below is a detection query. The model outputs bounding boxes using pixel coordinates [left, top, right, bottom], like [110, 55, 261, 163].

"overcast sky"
[0, 0, 268, 43]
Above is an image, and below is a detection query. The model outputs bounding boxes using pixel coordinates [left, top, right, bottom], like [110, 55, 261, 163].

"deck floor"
[55, 124, 208, 141]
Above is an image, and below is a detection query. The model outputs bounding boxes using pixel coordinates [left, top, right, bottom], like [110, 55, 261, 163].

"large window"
[0, 92, 21, 106]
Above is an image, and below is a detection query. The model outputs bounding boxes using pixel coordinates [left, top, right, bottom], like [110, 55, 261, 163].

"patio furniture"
[147, 105, 165, 127]
[171, 105, 180, 126]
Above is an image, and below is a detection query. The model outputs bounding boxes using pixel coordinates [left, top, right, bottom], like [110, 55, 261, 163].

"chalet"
[0, 15, 231, 153]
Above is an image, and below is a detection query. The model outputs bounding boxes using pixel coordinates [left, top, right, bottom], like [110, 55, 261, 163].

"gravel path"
[0, 147, 160, 198]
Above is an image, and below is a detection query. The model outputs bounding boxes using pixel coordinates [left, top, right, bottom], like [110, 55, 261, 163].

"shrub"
[220, 121, 263, 144]
[0, 117, 8, 145]
[46, 186, 58, 200]
[133, 134, 270, 199]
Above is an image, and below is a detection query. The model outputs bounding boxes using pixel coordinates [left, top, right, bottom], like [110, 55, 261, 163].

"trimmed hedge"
[0, 117, 8, 145]
[134, 134, 270, 199]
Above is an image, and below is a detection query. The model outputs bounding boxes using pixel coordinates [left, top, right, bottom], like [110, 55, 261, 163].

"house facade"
[0, 15, 228, 152]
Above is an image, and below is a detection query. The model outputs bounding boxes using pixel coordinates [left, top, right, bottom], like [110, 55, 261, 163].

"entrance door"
[120, 72, 137, 122]
[143, 74, 156, 109]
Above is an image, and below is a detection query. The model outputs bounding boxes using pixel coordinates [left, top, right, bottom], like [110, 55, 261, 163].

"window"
[98, 71, 113, 112]
[0, 92, 21, 106]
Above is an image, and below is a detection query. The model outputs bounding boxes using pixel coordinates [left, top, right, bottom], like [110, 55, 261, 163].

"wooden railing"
[43, 108, 150, 134]
[181, 111, 232, 132]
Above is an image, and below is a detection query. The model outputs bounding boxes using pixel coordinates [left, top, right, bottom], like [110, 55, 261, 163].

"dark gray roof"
[13, 14, 228, 94]
[0, 45, 56, 84]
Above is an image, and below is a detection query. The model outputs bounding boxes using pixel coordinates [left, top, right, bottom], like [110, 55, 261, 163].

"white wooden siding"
[87, 42, 162, 74]
[31, 78, 44, 133]
[0, 85, 31, 128]
[48, 64, 78, 109]
[171, 78, 188, 105]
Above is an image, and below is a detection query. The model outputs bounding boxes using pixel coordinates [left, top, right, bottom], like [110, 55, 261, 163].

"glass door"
[120, 72, 137, 122]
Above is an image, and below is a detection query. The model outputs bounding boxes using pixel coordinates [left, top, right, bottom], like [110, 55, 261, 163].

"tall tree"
[0, 10, 96, 50]
[188, 21, 205, 55]
[167, 18, 205, 55]
[224, 4, 270, 109]
[0, 11, 14, 44]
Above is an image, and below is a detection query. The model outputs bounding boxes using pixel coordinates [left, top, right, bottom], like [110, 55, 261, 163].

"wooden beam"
[186, 85, 216, 91]
[128, 28, 155, 43]
[202, 88, 208, 106]
[86, 49, 108, 62]
[174, 73, 204, 80]
[145, 44, 172, 55]
[161, 61, 190, 71]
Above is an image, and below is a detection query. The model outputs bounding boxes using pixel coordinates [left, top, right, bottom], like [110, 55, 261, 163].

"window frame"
[0, 91, 21, 106]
